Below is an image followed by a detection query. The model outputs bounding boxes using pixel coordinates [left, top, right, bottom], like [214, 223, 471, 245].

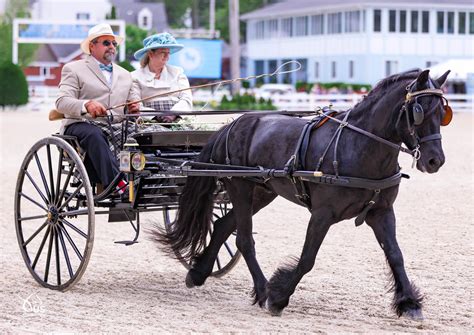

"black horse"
[157, 69, 451, 319]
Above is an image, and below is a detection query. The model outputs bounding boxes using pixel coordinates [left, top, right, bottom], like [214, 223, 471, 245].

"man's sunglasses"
[94, 40, 118, 47]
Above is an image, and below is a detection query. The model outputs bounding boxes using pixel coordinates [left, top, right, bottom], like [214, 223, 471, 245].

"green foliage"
[0, 0, 38, 66]
[164, 0, 192, 28]
[0, 61, 29, 106]
[125, 24, 150, 60]
[217, 93, 276, 111]
[106, 5, 117, 20]
[295, 81, 314, 93]
[118, 60, 135, 72]
[315, 82, 372, 92]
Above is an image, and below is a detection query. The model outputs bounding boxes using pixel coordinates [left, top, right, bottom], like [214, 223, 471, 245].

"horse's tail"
[153, 127, 225, 262]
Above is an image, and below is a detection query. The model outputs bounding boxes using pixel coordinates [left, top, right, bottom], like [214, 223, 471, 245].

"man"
[56, 23, 139, 194]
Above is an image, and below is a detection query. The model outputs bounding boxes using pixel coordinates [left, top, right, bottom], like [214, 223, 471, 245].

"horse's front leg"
[265, 211, 332, 316]
[365, 207, 424, 320]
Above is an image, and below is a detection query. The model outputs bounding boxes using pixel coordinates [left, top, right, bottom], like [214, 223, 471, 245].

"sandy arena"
[0, 104, 472, 333]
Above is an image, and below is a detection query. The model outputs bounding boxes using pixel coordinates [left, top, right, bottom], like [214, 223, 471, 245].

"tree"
[0, 0, 38, 66]
[0, 61, 29, 106]
[124, 24, 150, 60]
[106, 5, 117, 20]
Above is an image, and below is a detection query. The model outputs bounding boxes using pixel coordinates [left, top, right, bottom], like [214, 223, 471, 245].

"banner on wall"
[168, 39, 223, 79]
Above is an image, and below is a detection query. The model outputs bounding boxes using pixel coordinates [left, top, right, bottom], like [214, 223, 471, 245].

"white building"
[241, 0, 474, 86]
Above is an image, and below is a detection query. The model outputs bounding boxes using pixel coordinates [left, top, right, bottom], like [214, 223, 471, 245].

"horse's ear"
[436, 70, 451, 87]
[416, 69, 430, 87]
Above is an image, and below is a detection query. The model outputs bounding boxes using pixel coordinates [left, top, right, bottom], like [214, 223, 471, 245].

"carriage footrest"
[114, 240, 139, 246]
[108, 208, 137, 222]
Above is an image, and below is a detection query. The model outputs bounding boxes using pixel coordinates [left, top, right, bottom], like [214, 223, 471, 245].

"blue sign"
[168, 39, 222, 79]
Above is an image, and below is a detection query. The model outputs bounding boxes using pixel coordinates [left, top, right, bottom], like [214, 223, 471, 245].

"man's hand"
[127, 102, 139, 113]
[156, 115, 177, 123]
[85, 100, 107, 118]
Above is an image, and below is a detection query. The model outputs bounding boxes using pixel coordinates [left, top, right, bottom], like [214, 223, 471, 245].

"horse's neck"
[349, 86, 406, 142]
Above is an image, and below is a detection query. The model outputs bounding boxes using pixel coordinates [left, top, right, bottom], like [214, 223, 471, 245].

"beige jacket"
[55, 55, 139, 133]
[131, 64, 193, 111]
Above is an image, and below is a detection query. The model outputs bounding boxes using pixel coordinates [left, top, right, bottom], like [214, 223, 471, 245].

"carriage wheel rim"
[14, 137, 95, 291]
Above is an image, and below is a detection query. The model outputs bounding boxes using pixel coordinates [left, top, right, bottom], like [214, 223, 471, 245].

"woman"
[132, 32, 193, 123]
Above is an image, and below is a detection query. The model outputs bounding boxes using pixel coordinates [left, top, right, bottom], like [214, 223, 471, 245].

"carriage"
[15, 69, 453, 319]
[14, 111, 245, 291]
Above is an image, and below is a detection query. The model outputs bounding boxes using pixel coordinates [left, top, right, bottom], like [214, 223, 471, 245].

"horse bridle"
[396, 80, 453, 163]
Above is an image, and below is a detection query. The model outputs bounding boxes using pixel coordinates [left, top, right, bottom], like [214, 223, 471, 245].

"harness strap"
[419, 133, 442, 143]
[354, 189, 380, 226]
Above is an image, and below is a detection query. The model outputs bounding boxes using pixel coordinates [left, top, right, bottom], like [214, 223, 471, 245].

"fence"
[28, 86, 472, 112]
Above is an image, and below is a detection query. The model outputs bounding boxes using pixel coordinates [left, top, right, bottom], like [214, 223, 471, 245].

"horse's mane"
[351, 69, 422, 113]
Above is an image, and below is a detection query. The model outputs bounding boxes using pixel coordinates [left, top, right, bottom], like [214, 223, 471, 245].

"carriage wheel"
[163, 198, 241, 277]
[15, 137, 94, 291]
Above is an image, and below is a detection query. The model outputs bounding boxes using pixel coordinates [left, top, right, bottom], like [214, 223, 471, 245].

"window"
[282, 59, 292, 83]
[389, 10, 396, 32]
[267, 19, 279, 38]
[328, 13, 342, 34]
[331, 61, 337, 78]
[40, 66, 50, 77]
[345, 11, 360, 33]
[314, 61, 320, 79]
[374, 9, 381, 32]
[295, 59, 307, 82]
[399, 10, 406, 32]
[470, 12, 474, 34]
[255, 21, 265, 39]
[311, 14, 324, 35]
[295, 16, 308, 36]
[76, 13, 90, 20]
[458, 12, 466, 34]
[349, 60, 354, 79]
[385, 60, 398, 76]
[281, 18, 293, 37]
[422, 11, 429, 33]
[447, 12, 454, 34]
[142, 16, 148, 27]
[268, 60, 278, 83]
[255, 60, 264, 85]
[411, 11, 419, 33]
[426, 61, 437, 68]
[437, 11, 444, 33]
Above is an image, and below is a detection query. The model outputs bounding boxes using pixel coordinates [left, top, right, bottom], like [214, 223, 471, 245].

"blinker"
[412, 101, 424, 126]
[441, 104, 453, 126]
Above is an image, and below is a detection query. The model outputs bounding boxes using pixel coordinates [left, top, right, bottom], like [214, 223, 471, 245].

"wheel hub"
[47, 206, 59, 224]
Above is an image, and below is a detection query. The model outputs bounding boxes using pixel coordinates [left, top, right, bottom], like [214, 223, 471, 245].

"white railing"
[269, 93, 473, 112]
[27, 86, 473, 113]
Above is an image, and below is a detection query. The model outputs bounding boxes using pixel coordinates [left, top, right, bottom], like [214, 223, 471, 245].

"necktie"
[99, 63, 113, 72]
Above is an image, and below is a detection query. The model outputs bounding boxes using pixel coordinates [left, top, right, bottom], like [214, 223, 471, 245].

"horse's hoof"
[265, 299, 283, 317]
[185, 272, 195, 288]
[402, 308, 424, 321]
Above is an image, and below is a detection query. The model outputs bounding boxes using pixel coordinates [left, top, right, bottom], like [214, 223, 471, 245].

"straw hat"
[133, 32, 184, 60]
[80, 23, 124, 55]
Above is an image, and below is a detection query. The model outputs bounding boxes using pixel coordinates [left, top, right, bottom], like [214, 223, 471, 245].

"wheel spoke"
[223, 241, 235, 258]
[22, 221, 48, 247]
[19, 213, 48, 222]
[32, 225, 51, 270]
[57, 225, 75, 278]
[56, 162, 75, 207]
[46, 144, 56, 203]
[24, 170, 50, 205]
[43, 227, 54, 282]
[34, 152, 52, 202]
[215, 255, 222, 270]
[54, 147, 64, 205]
[20, 192, 49, 212]
[59, 218, 88, 239]
[58, 223, 83, 261]
[53, 226, 61, 286]
[58, 182, 84, 211]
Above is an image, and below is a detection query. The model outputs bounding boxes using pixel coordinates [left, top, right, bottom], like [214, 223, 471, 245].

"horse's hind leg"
[266, 211, 332, 316]
[187, 185, 277, 296]
[365, 207, 424, 320]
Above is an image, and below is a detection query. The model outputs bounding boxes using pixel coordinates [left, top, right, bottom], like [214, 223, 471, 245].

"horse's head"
[396, 69, 452, 173]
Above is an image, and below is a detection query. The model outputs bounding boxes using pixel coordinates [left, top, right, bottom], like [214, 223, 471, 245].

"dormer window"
[138, 8, 153, 30]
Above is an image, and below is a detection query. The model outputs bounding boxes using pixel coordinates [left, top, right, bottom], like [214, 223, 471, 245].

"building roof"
[110, 0, 168, 31]
[241, 0, 474, 20]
